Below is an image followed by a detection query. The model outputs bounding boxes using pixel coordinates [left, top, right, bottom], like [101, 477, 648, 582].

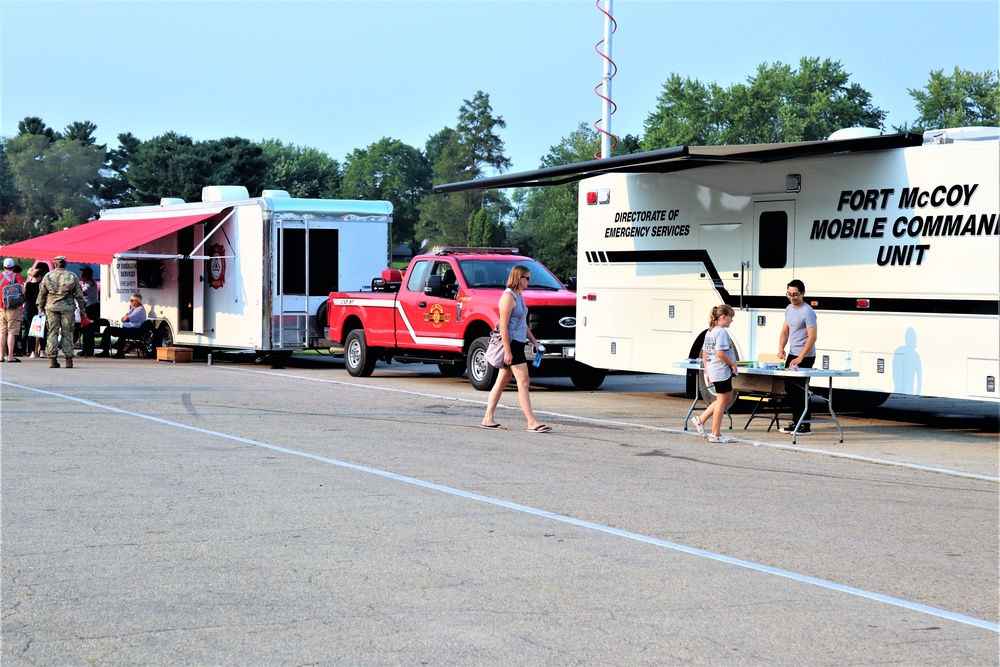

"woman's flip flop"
[526, 424, 552, 433]
[480, 423, 507, 430]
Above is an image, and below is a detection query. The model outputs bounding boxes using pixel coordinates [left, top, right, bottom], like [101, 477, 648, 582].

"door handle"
[418, 301, 426, 308]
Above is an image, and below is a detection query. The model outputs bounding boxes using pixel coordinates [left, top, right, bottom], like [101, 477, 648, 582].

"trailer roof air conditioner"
[202, 185, 250, 202]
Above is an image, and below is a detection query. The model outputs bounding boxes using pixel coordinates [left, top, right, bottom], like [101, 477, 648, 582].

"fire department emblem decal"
[209, 243, 226, 289]
[423, 304, 451, 328]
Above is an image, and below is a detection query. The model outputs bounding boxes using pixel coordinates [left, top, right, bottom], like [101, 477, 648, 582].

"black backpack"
[1, 278, 24, 309]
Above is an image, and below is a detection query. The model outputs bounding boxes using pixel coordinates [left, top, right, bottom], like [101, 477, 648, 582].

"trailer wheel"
[344, 329, 377, 377]
[139, 321, 157, 357]
[157, 325, 173, 349]
[438, 363, 465, 378]
[570, 363, 607, 390]
[467, 336, 499, 391]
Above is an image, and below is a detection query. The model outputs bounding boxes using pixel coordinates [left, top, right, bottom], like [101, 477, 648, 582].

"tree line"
[1, 60, 996, 280]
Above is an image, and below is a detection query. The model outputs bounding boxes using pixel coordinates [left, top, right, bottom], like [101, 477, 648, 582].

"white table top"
[672, 361, 860, 378]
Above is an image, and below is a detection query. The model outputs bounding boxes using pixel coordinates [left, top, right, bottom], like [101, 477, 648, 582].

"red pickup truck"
[325, 247, 607, 390]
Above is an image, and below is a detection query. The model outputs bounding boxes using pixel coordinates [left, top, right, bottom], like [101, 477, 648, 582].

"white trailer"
[3, 186, 392, 361]
[435, 128, 999, 405]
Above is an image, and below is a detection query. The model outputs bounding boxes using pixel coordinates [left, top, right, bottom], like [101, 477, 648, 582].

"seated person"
[441, 269, 458, 299]
[97, 293, 147, 358]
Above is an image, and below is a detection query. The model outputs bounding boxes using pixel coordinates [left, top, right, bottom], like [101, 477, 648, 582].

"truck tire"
[467, 336, 499, 391]
[570, 363, 607, 390]
[438, 363, 465, 378]
[344, 329, 378, 377]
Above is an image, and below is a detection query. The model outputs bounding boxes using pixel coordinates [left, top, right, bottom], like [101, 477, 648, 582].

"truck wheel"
[344, 329, 377, 377]
[438, 363, 465, 378]
[467, 336, 499, 391]
[570, 363, 607, 390]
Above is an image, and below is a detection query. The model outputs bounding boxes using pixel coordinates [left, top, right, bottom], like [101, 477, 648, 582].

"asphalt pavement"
[2, 353, 997, 665]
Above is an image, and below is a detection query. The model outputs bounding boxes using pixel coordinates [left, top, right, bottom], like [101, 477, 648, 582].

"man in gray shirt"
[777, 279, 817, 434]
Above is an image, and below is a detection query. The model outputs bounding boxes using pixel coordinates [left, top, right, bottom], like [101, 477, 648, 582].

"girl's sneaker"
[709, 434, 733, 443]
[689, 415, 706, 437]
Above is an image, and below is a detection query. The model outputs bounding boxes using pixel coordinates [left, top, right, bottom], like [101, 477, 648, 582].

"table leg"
[826, 376, 845, 442]
[683, 392, 700, 430]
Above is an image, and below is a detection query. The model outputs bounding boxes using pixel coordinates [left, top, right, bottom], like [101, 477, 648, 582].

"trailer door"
[275, 220, 340, 348]
[177, 224, 206, 335]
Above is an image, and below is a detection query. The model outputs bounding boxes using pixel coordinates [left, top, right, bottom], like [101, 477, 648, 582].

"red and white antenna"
[594, 0, 617, 159]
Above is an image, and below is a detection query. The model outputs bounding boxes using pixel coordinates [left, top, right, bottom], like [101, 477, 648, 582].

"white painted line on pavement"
[222, 367, 1000, 483]
[4, 379, 998, 634]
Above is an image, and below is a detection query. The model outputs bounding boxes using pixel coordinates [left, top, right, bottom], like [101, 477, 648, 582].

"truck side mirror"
[566, 276, 577, 291]
[424, 274, 443, 297]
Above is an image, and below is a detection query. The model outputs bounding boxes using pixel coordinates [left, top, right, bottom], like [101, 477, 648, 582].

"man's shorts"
[0, 308, 21, 335]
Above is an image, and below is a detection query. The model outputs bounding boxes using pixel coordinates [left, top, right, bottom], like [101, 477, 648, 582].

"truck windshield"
[457, 258, 563, 290]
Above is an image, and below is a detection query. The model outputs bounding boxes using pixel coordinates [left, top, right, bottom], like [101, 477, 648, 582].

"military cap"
[53, 255, 67, 262]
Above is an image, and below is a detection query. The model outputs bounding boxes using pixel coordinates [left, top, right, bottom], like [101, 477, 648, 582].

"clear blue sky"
[2, 1, 997, 177]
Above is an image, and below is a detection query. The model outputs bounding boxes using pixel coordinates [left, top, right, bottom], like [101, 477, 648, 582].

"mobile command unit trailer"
[435, 127, 999, 406]
[2, 186, 392, 362]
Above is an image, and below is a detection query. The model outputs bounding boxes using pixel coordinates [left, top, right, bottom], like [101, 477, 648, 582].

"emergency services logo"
[423, 304, 451, 327]
[209, 243, 226, 289]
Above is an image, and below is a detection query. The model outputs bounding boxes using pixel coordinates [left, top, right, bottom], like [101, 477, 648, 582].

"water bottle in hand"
[532, 345, 545, 367]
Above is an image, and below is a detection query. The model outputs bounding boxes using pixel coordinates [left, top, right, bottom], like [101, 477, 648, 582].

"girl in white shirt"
[691, 304, 738, 443]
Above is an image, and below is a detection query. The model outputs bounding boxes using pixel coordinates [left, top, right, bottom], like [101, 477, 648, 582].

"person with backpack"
[0, 257, 26, 363]
[36, 256, 87, 369]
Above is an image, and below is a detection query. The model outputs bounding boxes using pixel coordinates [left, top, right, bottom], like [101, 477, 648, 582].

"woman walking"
[480, 265, 551, 432]
[690, 304, 738, 443]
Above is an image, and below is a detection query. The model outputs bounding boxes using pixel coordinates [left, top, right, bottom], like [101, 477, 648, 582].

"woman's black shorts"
[507, 340, 528, 366]
[712, 376, 733, 394]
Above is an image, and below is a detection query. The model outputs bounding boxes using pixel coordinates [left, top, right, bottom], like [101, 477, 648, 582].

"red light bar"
[586, 191, 598, 205]
[584, 293, 597, 301]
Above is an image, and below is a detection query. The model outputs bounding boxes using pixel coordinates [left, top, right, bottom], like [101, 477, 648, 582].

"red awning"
[0, 210, 229, 265]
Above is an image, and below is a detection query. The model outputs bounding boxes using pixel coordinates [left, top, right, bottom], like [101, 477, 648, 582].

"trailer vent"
[202, 185, 249, 202]
[160, 198, 185, 206]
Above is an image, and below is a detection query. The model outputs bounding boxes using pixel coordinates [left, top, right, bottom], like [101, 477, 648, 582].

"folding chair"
[735, 354, 793, 432]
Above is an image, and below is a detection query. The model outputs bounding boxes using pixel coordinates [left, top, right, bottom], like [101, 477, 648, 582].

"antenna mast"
[594, 0, 617, 159]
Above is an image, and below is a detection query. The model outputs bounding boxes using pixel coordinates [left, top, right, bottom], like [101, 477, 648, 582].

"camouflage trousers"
[45, 310, 76, 359]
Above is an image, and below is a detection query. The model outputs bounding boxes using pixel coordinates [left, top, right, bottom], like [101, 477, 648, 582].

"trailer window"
[279, 228, 340, 295]
[758, 211, 788, 268]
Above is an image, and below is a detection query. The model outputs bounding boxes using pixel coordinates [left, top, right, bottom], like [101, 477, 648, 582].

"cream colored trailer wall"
[575, 138, 999, 402]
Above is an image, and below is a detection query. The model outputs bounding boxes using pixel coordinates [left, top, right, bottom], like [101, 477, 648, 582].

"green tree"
[100, 131, 143, 207]
[17, 116, 59, 141]
[907, 67, 1000, 132]
[124, 133, 268, 204]
[466, 208, 504, 247]
[341, 137, 430, 252]
[513, 123, 602, 279]
[418, 91, 511, 248]
[201, 137, 269, 196]
[5, 131, 105, 235]
[0, 143, 20, 219]
[63, 121, 100, 146]
[644, 58, 884, 149]
[125, 132, 209, 203]
[261, 139, 341, 198]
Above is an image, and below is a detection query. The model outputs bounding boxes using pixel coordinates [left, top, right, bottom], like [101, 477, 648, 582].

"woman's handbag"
[29, 313, 45, 338]
[485, 327, 505, 368]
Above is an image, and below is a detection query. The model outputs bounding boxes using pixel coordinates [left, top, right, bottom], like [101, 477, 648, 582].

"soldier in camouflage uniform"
[37, 256, 87, 368]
